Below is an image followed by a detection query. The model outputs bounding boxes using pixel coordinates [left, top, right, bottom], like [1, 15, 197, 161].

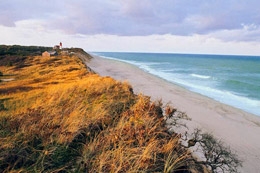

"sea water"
[94, 52, 260, 116]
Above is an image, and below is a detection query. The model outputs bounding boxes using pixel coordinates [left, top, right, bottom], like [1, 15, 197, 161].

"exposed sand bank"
[86, 55, 260, 172]
[0, 78, 15, 82]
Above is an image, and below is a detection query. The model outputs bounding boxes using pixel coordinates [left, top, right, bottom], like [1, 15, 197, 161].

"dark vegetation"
[0, 45, 241, 172]
[0, 45, 51, 67]
[186, 129, 242, 173]
[0, 45, 52, 57]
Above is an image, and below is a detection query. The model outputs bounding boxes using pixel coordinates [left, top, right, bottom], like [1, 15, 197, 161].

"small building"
[53, 45, 60, 49]
[42, 51, 50, 57]
[42, 51, 57, 57]
[53, 42, 62, 50]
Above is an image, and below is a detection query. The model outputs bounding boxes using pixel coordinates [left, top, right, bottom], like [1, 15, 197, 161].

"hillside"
[0, 46, 240, 172]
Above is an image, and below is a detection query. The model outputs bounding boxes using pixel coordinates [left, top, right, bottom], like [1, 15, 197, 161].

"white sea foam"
[191, 73, 211, 79]
[132, 62, 260, 116]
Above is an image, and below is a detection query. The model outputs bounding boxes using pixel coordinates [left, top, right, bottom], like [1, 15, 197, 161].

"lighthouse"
[59, 42, 62, 49]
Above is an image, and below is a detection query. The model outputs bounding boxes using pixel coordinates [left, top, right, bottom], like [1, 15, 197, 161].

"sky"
[1, 0, 260, 55]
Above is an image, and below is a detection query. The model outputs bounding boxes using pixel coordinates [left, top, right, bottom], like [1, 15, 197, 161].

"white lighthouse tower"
[59, 42, 62, 49]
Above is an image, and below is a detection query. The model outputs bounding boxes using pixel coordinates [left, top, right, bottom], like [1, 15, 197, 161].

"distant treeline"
[0, 45, 52, 67]
[0, 45, 52, 57]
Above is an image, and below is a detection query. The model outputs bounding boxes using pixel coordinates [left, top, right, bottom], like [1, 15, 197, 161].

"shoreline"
[87, 54, 260, 172]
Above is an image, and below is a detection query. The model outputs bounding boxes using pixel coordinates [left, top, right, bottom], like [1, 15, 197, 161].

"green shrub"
[0, 100, 6, 111]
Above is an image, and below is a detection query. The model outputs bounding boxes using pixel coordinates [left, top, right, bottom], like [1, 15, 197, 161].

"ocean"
[93, 52, 260, 116]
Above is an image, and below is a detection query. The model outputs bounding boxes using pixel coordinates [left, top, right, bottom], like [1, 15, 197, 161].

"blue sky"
[1, 0, 260, 55]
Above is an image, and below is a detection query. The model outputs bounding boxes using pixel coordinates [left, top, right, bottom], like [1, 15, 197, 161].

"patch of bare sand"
[1, 78, 15, 82]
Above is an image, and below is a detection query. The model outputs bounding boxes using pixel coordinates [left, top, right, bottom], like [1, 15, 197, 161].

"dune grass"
[0, 51, 207, 172]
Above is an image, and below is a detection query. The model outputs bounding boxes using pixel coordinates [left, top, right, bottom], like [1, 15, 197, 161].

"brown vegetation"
[0, 47, 240, 172]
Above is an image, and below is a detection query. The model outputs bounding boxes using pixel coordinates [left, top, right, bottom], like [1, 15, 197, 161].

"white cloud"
[1, 0, 260, 38]
[209, 23, 260, 42]
[1, 22, 260, 56]
[1, 0, 260, 55]
[15, 19, 47, 32]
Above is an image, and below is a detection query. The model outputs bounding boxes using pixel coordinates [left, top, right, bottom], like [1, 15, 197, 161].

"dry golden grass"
[0, 51, 206, 172]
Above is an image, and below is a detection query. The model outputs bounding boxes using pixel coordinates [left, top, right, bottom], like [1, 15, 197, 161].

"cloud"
[209, 23, 260, 42]
[1, 22, 260, 56]
[1, 0, 260, 43]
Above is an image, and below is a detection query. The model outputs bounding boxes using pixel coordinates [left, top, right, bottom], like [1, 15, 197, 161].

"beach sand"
[86, 55, 260, 172]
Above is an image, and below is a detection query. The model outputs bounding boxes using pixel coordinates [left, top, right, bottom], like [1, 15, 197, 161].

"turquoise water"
[94, 52, 260, 116]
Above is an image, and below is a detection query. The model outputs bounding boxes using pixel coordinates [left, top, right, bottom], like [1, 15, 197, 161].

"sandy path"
[86, 55, 260, 172]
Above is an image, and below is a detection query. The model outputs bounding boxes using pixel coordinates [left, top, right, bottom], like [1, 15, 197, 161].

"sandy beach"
[86, 55, 260, 172]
